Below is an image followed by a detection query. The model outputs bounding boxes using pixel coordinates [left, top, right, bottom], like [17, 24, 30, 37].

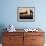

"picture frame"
[17, 7, 35, 22]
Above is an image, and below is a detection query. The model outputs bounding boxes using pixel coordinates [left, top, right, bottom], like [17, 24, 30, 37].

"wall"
[0, 0, 46, 43]
[0, 0, 46, 29]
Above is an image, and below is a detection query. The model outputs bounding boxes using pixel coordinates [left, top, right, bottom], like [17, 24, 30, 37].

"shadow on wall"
[0, 24, 7, 43]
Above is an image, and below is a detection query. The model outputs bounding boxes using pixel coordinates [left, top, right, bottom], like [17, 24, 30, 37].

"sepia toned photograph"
[17, 7, 35, 22]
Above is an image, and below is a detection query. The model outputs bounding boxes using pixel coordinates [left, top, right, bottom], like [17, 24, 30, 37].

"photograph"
[17, 7, 35, 22]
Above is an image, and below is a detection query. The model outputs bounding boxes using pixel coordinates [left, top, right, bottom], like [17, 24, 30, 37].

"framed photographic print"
[17, 7, 35, 22]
